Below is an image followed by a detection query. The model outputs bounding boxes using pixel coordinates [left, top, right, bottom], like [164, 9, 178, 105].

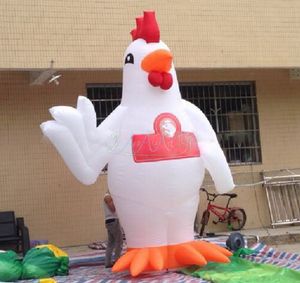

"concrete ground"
[215, 225, 300, 253]
[62, 225, 300, 255]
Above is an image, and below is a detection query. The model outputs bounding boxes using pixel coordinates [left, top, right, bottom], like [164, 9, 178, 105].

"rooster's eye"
[125, 53, 134, 64]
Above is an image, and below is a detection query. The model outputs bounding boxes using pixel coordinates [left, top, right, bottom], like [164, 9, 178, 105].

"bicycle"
[199, 188, 246, 236]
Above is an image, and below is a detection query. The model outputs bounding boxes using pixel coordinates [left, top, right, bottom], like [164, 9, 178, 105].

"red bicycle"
[199, 188, 246, 236]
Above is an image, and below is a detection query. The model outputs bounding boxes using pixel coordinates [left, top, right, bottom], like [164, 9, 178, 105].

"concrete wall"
[1, 68, 300, 246]
[1, 0, 300, 69]
[179, 69, 300, 233]
[0, 71, 122, 246]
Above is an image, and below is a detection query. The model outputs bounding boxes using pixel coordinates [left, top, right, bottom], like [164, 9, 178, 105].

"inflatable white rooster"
[41, 11, 234, 276]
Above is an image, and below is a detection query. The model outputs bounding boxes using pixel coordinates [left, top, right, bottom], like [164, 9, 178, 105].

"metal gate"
[263, 170, 300, 227]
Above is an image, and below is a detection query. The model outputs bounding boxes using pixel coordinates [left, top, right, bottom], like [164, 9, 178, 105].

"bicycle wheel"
[199, 210, 210, 236]
[227, 208, 246, 231]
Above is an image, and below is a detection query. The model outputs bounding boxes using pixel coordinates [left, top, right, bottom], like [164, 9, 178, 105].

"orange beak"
[141, 49, 173, 73]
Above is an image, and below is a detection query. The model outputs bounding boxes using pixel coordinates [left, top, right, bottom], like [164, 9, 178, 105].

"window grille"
[180, 82, 261, 164]
[87, 81, 261, 165]
[87, 84, 122, 125]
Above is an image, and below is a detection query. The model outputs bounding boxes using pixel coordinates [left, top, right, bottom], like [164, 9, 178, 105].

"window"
[87, 84, 122, 125]
[180, 82, 261, 164]
[87, 81, 261, 165]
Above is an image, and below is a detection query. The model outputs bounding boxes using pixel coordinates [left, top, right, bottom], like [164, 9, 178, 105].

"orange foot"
[112, 240, 232, 277]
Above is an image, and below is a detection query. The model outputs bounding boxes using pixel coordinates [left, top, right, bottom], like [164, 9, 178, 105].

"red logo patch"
[132, 113, 200, 163]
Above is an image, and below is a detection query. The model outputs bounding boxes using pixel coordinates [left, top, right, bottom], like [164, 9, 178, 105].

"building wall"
[0, 71, 122, 247]
[1, 0, 300, 69]
[1, 69, 300, 246]
[179, 69, 300, 233]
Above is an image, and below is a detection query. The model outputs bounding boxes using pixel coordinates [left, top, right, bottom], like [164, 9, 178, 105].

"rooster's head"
[122, 11, 179, 105]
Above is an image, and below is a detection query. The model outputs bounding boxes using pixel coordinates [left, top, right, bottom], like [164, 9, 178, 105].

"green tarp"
[22, 247, 69, 279]
[183, 256, 300, 283]
[0, 251, 22, 282]
[0, 245, 69, 281]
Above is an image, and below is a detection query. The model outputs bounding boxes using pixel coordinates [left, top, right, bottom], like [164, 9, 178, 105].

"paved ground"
[215, 225, 300, 253]
[62, 225, 300, 255]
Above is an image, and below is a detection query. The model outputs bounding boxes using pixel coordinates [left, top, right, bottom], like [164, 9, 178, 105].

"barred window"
[180, 82, 261, 164]
[87, 84, 122, 125]
[87, 81, 261, 165]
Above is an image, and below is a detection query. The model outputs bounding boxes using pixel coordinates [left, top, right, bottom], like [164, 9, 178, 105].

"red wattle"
[148, 71, 163, 87]
[160, 72, 173, 90]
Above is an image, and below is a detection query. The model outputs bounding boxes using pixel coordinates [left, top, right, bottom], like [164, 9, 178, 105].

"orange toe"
[112, 249, 137, 272]
[149, 247, 164, 270]
[112, 240, 231, 276]
[206, 241, 233, 257]
[175, 243, 207, 266]
[192, 241, 230, 263]
[113, 246, 167, 276]
[130, 248, 150, 276]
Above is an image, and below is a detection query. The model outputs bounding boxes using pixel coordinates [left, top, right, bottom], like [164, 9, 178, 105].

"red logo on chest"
[132, 113, 200, 163]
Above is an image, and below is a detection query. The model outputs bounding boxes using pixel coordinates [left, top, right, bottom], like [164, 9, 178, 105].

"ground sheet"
[15, 238, 300, 283]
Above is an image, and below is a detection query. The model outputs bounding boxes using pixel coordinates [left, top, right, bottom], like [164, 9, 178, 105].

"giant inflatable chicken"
[41, 11, 234, 276]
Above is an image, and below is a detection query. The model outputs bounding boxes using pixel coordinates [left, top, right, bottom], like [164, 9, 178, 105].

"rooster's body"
[41, 11, 234, 276]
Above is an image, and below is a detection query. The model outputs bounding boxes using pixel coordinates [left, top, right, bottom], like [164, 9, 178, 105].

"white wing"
[41, 96, 125, 185]
[183, 99, 235, 193]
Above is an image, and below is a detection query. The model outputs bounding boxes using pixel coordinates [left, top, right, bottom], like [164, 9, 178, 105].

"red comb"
[131, 11, 160, 43]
